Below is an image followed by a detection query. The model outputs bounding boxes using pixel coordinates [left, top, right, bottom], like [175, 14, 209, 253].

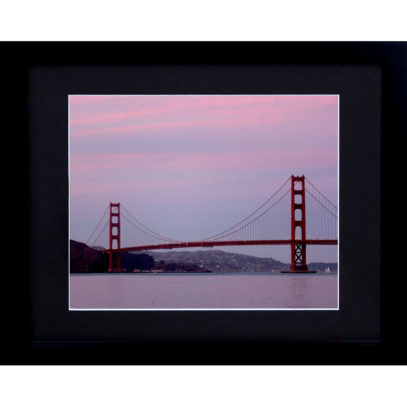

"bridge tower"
[108, 202, 121, 272]
[290, 175, 309, 272]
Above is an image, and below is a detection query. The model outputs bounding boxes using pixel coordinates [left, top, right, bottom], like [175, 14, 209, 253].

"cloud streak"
[71, 148, 337, 174]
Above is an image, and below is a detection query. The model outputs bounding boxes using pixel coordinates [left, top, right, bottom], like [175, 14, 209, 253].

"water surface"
[70, 273, 338, 309]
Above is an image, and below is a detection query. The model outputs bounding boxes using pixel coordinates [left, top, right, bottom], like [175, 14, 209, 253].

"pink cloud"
[69, 95, 338, 138]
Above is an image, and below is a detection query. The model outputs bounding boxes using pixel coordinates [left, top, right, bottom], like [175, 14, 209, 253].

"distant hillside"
[146, 250, 284, 273]
[145, 250, 337, 273]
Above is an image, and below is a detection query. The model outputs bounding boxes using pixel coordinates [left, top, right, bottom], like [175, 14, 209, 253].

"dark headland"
[69, 240, 212, 273]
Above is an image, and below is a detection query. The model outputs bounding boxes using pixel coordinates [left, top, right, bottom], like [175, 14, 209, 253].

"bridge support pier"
[282, 175, 315, 273]
[108, 202, 122, 272]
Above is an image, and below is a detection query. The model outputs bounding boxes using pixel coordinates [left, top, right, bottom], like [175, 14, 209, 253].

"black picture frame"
[2, 42, 406, 365]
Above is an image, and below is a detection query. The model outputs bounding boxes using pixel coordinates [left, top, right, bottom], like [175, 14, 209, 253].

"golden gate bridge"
[86, 175, 338, 272]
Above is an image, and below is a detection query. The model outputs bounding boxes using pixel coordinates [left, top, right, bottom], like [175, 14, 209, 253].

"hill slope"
[70, 240, 154, 272]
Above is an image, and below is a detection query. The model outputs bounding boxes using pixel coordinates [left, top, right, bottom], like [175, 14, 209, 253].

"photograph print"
[69, 95, 339, 310]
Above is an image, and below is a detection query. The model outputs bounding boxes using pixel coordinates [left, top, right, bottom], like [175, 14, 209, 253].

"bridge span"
[87, 175, 338, 272]
[101, 239, 338, 254]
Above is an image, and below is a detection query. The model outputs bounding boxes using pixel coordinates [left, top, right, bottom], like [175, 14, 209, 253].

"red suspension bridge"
[86, 175, 338, 272]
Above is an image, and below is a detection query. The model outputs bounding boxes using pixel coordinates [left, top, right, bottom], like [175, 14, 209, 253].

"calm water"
[70, 273, 338, 309]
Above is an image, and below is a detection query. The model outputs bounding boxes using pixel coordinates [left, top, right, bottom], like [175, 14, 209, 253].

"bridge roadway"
[101, 239, 338, 253]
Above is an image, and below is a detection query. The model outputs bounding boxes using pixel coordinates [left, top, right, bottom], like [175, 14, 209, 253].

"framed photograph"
[4, 42, 406, 364]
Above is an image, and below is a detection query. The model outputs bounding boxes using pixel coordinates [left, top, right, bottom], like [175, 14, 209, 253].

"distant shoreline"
[70, 239, 338, 274]
[70, 271, 338, 276]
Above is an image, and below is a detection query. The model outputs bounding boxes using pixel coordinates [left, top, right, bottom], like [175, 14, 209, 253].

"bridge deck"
[101, 239, 338, 253]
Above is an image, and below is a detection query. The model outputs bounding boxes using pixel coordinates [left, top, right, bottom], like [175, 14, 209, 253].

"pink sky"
[69, 95, 338, 262]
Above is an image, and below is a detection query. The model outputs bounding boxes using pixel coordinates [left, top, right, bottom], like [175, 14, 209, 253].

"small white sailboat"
[325, 266, 331, 273]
